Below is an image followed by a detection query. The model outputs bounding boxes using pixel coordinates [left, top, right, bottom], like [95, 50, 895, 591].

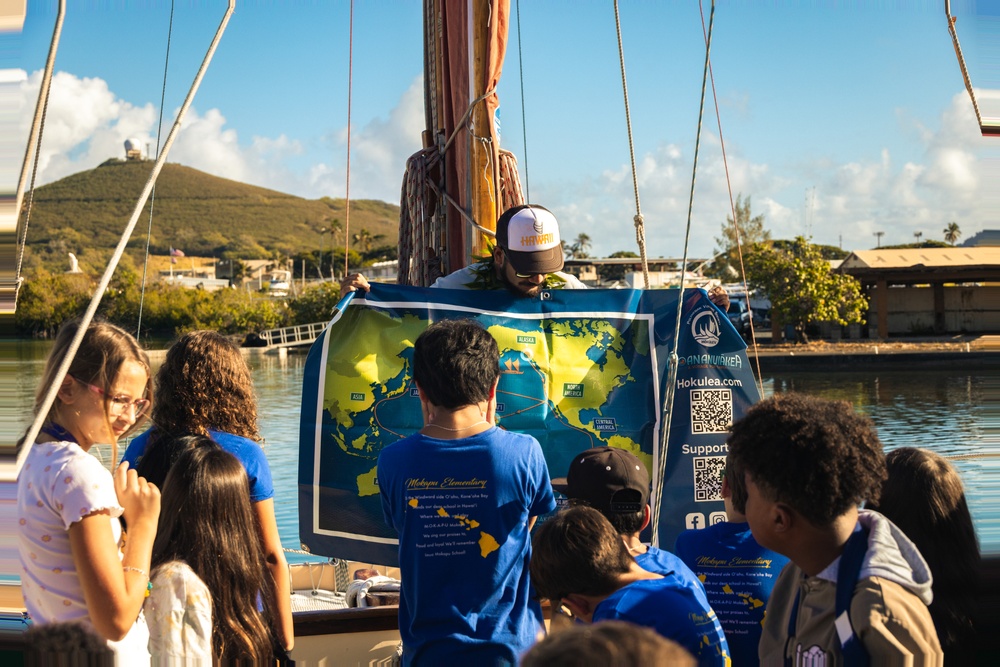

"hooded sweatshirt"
[759, 510, 943, 667]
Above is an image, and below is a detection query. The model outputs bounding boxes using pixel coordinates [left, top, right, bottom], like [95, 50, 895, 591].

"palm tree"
[943, 222, 961, 246]
[353, 228, 373, 253]
[570, 233, 592, 259]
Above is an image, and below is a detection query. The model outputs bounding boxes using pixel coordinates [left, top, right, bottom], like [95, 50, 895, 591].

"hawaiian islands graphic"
[408, 498, 499, 557]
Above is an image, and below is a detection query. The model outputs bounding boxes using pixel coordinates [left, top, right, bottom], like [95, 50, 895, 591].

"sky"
[7, 0, 1000, 260]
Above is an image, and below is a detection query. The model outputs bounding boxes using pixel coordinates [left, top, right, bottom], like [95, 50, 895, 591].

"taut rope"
[652, 0, 716, 547]
[14, 0, 65, 309]
[343, 0, 355, 278]
[699, 2, 764, 397]
[137, 0, 176, 339]
[612, 0, 649, 289]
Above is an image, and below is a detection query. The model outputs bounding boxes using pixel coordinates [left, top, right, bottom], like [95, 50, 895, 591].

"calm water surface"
[14, 344, 999, 558]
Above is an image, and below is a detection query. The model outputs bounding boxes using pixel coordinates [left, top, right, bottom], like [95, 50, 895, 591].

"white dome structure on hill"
[124, 138, 143, 160]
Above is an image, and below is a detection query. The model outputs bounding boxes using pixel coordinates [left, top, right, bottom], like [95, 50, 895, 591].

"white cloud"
[542, 90, 1000, 257]
[308, 76, 424, 201]
[17, 70, 999, 256]
[17, 69, 421, 203]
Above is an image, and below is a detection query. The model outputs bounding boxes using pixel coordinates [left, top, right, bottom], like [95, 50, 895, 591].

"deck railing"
[258, 321, 328, 349]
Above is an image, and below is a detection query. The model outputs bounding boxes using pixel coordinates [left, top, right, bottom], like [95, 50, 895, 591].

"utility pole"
[874, 231, 884, 248]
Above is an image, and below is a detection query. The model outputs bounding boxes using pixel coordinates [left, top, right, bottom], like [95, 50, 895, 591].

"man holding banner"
[341, 204, 586, 298]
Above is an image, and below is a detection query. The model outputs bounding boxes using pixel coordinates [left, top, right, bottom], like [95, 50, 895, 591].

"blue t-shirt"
[594, 576, 730, 666]
[674, 521, 790, 667]
[122, 429, 274, 503]
[635, 545, 707, 594]
[378, 427, 556, 667]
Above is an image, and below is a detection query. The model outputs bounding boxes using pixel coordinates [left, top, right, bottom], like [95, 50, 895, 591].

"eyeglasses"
[71, 376, 150, 418]
[499, 248, 538, 279]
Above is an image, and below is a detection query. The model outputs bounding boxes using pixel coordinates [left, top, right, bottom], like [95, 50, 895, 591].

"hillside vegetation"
[24, 159, 400, 270]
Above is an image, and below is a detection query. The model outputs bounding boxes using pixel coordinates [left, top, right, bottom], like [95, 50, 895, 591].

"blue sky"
[9, 0, 1000, 258]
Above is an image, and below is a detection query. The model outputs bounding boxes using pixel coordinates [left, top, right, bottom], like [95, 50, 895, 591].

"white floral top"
[145, 560, 213, 666]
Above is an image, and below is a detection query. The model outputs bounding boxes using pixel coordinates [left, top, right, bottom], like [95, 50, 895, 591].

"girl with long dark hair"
[867, 447, 980, 665]
[146, 437, 275, 663]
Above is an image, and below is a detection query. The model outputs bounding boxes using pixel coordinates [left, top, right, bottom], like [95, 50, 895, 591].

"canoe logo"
[689, 308, 721, 348]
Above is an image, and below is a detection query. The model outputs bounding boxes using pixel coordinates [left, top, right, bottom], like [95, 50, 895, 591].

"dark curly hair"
[726, 393, 886, 527]
[150, 330, 259, 440]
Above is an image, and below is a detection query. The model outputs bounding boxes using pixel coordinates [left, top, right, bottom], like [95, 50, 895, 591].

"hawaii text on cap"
[495, 204, 565, 276]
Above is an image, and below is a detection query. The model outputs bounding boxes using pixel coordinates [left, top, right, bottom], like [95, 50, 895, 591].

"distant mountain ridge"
[25, 159, 400, 260]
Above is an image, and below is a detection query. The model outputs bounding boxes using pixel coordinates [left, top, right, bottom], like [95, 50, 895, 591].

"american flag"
[169, 247, 184, 264]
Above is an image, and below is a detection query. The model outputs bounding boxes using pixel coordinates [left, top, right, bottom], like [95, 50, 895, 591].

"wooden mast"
[422, 0, 506, 276]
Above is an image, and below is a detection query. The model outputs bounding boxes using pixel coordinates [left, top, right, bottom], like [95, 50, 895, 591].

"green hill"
[24, 159, 400, 265]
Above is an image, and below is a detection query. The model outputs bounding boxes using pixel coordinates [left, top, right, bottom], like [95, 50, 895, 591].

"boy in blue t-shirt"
[378, 319, 556, 666]
[675, 461, 789, 667]
[553, 447, 704, 592]
[531, 505, 730, 666]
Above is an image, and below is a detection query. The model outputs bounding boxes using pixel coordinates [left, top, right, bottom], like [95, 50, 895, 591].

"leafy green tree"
[944, 221, 961, 245]
[745, 237, 867, 343]
[709, 194, 770, 280]
[288, 282, 341, 325]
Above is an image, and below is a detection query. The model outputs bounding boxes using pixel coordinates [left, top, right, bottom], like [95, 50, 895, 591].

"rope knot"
[633, 213, 644, 227]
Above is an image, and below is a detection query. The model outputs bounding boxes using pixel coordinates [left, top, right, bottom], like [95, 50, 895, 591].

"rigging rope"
[612, 0, 649, 289]
[699, 2, 764, 397]
[343, 0, 355, 279]
[137, 0, 176, 339]
[652, 0, 716, 548]
[515, 0, 530, 202]
[944, 1, 983, 129]
[16, 1, 236, 476]
[14, 0, 65, 309]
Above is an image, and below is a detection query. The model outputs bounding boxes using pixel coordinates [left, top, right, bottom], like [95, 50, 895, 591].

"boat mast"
[420, 0, 507, 280]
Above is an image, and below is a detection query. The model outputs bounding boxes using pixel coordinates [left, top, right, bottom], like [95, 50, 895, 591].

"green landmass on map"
[323, 307, 656, 499]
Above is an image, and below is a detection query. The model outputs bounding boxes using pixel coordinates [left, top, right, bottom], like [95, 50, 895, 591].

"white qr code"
[690, 389, 733, 434]
[693, 456, 727, 502]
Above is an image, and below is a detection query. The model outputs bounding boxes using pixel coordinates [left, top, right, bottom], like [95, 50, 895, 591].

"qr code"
[694, 456, 727, 502]
[691, 389, 733, 434]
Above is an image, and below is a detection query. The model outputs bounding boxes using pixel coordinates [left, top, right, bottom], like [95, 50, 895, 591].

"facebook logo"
[685, 513, 705, 530]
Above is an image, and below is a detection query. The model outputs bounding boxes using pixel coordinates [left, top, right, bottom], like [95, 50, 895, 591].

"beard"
[502, 275, 544, 298]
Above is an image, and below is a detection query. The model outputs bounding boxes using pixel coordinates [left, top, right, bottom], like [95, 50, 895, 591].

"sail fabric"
[299, 284, 760, 565]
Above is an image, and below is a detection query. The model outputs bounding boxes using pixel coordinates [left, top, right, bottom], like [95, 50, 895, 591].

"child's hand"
[114, 461, 160, 529]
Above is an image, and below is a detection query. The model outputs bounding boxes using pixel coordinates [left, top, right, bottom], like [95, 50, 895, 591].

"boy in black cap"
[531, 505, 730, 666]
[553, 446, 704, 592]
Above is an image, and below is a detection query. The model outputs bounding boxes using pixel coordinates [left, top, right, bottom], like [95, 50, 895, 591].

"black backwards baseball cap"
[551, 447, 650, 514]
[495, 204, 565, 276]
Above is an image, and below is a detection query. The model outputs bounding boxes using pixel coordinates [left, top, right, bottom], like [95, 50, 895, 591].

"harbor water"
[11, 343, 999, 562]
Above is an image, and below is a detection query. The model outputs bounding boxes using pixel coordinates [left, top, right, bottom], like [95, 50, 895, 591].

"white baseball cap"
[495, 205, 565, 275]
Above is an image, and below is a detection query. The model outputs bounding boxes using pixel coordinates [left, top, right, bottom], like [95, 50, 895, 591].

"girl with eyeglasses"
[17, 319, 160, 664]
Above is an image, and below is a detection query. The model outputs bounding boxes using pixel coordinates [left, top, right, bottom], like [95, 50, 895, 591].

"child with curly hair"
[121, 330, 293, 653]
[726, 393, 942, 665]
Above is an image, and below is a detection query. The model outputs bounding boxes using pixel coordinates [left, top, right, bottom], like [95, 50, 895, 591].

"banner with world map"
[299, 283, 760, 565]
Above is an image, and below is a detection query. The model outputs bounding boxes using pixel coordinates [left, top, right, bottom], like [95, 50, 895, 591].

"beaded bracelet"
[123, 566, 153, 597]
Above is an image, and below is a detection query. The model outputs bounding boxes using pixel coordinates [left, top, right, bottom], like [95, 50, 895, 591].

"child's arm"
[254, 498, 294, 651]
[68, 463, 159, 641]
[853, 579, 944, 666]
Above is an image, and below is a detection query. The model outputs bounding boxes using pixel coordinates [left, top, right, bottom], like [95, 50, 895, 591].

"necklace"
[424, 420, 490, 433]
